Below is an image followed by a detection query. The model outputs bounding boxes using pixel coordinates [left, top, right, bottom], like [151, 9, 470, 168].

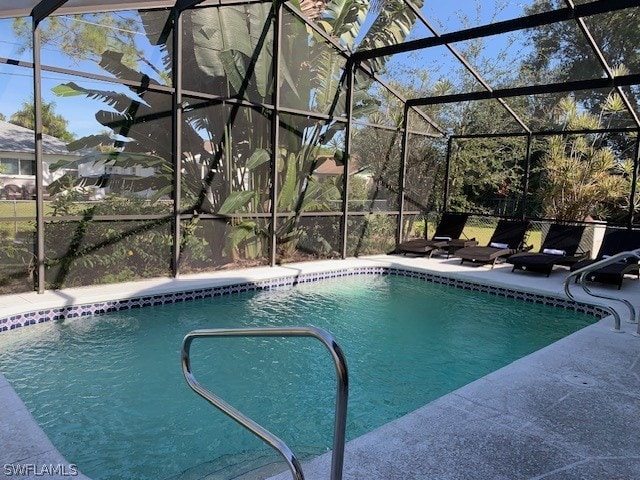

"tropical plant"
[9, 99, 75, 141]
[615, 156, 640, 222]
[537, 95, 629, 221]
[23, 0, 424, 266]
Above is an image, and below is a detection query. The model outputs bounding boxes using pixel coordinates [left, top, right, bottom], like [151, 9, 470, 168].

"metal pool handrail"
[564, 249, 640, 334]
[181, 326, 349, 480]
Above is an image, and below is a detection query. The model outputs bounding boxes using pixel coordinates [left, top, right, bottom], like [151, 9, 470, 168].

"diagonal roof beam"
[403, 0, 530, 133]
[175, 0, 207, 11]
[407, 73, 640, 107]
[352, 59, 447, 136]
[31, 0, 67, 24]
[564, 0, 640, 127]
[284, 1, 351, 58]
[0, 0, 266, 20]
[353, 0, 640, 62]
[283, 0, 447, 136]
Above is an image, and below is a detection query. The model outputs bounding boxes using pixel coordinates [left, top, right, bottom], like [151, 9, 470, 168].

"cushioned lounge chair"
[455, 219, 530, 268]
[570, 228, 640, 289]
[395, 212, 473, 257]
[507, 224, 587, 276]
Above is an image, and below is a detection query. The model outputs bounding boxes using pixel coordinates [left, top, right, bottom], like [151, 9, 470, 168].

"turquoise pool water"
[0, 275, 595, 480]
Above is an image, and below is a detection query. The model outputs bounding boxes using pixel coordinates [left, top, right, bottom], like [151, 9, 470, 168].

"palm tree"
[10, 99, 75, 141]
[538, 95, 629, 221]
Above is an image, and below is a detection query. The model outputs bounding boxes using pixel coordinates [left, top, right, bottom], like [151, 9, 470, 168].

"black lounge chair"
[507, 224, 587, 276]
[570, 227, 640, 289]
[455, 219, 530, 268]
[395, 212, 472, 257]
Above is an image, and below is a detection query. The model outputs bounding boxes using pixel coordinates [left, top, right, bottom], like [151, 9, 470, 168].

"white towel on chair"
[542, 248, 566, 256]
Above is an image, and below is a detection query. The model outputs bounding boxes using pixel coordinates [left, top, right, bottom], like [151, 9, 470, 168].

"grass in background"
[0, 200, 96, 238]
[422, 217, 543, 253]
[460, 226, 542, 251]
[0, 201, 37, 218]
[1, 201, 37, 239]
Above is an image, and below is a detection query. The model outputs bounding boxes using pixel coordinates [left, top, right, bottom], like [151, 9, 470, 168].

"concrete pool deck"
[1, 254, 639, 479]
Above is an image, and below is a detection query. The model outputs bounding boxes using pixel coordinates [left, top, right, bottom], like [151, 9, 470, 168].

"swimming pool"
[0, 274, 597, 480]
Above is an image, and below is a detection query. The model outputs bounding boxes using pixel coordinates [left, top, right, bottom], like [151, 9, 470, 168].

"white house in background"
[0, 121, 158, 200]
[0, 120, 83, 199]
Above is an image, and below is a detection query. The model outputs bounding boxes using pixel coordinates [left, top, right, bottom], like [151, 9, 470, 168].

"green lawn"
[461, 225, 542, 251]
[0, 201, 37, 218]
[0, 201, 39, 239]
[422, 221, 543, 252]
[0, 200, 92, 238]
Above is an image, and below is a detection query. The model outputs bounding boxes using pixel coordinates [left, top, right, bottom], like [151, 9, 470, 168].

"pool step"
[165, 451, 282, 480]
[166, 447, 324, 480]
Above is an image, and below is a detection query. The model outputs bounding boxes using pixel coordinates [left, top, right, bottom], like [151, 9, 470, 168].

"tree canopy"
[9, 99, 75, 142]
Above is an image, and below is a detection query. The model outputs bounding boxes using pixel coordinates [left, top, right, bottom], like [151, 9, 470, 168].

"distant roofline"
[0, 120, 83, 157]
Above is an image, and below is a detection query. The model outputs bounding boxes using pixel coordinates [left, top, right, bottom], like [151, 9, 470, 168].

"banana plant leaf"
[318, 0, 367, 46]
[226, 220, 257, 245]
[65, 134, 118, 152]
[247, 2, 274, 98]
[52, 82, 140, 114]
[49, 151, 168, 171]
[218, 190, 255, 214]
[246, 148, 270, 170]
[278, 152, 298, 211]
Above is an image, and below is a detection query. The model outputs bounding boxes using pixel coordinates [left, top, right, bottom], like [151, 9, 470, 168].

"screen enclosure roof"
[2, 0, 639, 136]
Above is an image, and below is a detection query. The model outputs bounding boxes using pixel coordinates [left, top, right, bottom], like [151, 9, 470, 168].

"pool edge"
[0, 255, 632, 479]
[0, 257, 610, 333]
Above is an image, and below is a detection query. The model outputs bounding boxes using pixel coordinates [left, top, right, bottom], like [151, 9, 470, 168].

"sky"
[0, 1, 536, 140]
[0, 13, 162, 139]
[0, 18, 121, 138]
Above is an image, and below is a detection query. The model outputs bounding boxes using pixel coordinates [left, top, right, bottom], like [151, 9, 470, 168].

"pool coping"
[1, 255, 639, 479]
[0, 261, 611, 333]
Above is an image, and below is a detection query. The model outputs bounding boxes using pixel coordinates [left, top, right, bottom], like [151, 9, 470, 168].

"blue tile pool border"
[0, 267, 610, 332]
